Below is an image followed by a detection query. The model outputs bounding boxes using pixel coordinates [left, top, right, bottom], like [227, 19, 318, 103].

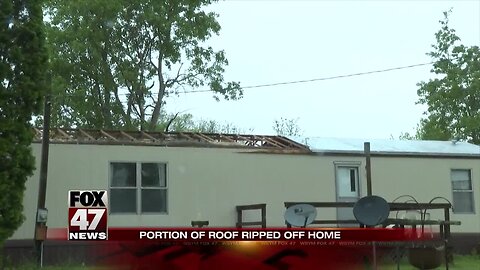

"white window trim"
[450, 168, 475, 214]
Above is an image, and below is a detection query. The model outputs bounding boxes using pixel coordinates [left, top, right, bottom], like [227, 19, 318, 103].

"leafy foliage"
[44, 0, 242, 131]
[273, 117, 302, 137]
[416, 10, 480, 144]
[156, 110, 251, 134]
[396, 132, 419, 141]
[0, 0, 47, 244]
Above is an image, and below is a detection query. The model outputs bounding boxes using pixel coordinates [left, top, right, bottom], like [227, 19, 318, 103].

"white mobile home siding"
[10, 142, 480, 240]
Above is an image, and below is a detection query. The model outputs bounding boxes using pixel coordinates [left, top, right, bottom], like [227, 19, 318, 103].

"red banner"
[48, 227, 432, 242]
[45, 227, 439, 269]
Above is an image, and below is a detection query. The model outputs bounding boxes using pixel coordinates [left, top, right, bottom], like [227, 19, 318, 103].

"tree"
[44, 0, 242, 131]
[158, 110, 251, 134]
[395, 123, 425, 140]
[416, 10, 480, 144]
[395, 132, 419, 140]
[416, 117, 453, 141]
[273, 117, 302, 137]
[0, 0, 47, 244]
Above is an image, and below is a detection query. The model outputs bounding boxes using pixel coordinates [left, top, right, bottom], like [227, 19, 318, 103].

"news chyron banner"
[68, 190, 108, 240]
[63, 190, 427, 244]
[58, 190, 434, 269]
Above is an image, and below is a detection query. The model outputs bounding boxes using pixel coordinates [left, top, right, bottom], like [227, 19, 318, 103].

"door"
[335, 165, 360, 227]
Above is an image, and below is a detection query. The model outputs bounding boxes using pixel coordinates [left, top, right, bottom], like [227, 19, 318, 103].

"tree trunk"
[148, 54, 166, 131]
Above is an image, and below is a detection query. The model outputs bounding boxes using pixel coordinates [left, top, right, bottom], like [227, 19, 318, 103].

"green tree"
[416, 10, 480, 144]
[44, 0, 241, 131]
[0, 0, 47, 244]
[273, 117, 302, 137]
[158, 110, 251, 134]
[395, 132, 419, 140]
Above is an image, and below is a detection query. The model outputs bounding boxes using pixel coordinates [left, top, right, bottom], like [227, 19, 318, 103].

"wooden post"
[236, 206, 242, 228]
[364, 142, 372, 196]
[261, 204, 266, 228]
[35, 93, 51, 267]
[444, 207, 453, 266]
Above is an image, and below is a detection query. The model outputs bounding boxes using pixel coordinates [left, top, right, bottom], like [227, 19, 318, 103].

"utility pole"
[34, 90, 51, 267]
[364, 142, 372, 196]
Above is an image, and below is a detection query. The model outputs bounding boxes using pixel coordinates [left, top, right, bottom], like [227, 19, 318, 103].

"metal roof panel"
[288, 137, 480, 156]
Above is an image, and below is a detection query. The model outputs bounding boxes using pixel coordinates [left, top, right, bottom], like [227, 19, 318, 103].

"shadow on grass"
[1, 251, 479, 270]
[378, 254, 480, 270]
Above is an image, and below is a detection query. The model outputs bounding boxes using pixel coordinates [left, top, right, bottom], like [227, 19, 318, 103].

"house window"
[110, 162, 167, 214]
[336, 166, 359, 198]
[451, 169, 474, 213]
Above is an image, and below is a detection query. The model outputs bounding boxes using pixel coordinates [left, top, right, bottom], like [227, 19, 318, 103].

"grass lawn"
[379, 255, 480, 270]
[4, 255, 479, 269]
[2, 267, 111, 270]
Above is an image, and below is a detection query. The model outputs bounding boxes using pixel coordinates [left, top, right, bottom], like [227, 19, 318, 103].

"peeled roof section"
[33, 128, 310, 152]
[288, 137, 480, 157]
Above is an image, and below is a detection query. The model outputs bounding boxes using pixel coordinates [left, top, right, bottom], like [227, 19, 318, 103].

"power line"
[183, 62, 434, 93]
[51, 61, 433, 98]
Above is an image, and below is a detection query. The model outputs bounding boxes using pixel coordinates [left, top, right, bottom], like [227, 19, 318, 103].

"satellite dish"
[353, 196, 390, 226]
[285, 204, 317, 227]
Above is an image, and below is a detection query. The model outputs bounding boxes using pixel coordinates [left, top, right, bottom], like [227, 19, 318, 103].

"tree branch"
[165, 112, 180, 132]
[147, 92, 156, 105]
[147, 81, 155, 90]
[165, 71, 202, 88]
[130, 102, 141, 121]
[165, 63, 183, 85]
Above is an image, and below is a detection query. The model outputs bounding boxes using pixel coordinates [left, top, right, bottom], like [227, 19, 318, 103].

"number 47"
[70, 209, 105, 230]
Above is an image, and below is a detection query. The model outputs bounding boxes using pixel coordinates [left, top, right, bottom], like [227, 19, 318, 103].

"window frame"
[139, 162, 168, 215]
[109, 161, 168, 215]
[333, 161, 362, 199]
[450, 168, 475, 214]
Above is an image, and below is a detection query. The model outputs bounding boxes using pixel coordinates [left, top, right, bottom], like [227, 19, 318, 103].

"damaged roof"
[32, 128, 310, 152]
[32, 128, 480, 158]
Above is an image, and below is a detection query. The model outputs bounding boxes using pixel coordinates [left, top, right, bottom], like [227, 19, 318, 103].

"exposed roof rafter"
[32, 128, 311, 152]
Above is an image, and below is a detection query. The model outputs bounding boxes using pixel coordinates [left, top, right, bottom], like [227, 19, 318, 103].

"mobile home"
[5, 128, 480, 260]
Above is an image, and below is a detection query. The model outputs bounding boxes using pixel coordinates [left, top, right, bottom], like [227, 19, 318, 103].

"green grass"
[2, 266, 109, 270]
[0, 259, 107, 270]
[379, 255, 480, 270]
[2, 255, 479, 269]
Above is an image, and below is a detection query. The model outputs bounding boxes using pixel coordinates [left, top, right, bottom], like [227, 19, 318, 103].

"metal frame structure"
[236, 204, 267, 228]
[32, 128, 310, 151]
[284, 201, 460, 269]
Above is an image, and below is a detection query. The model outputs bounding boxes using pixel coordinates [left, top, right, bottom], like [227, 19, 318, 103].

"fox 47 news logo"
[68, 190, 108, 240]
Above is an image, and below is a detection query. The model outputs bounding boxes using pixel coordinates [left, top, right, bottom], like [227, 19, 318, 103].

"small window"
[141, 163, 166, 187]
[111, 163, 136, 187]
[336, 166, 359, 198]
[350, 169, 356, 192]
[110, 162, 167, 214]
[451, 169, 474, 213]
[141, 163, 167, 213]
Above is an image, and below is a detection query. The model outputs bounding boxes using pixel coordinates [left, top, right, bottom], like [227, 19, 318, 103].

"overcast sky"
[166, 0, 480, 139]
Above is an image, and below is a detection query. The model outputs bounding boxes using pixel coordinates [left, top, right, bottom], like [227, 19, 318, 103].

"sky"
[166, 0, 480, 139]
